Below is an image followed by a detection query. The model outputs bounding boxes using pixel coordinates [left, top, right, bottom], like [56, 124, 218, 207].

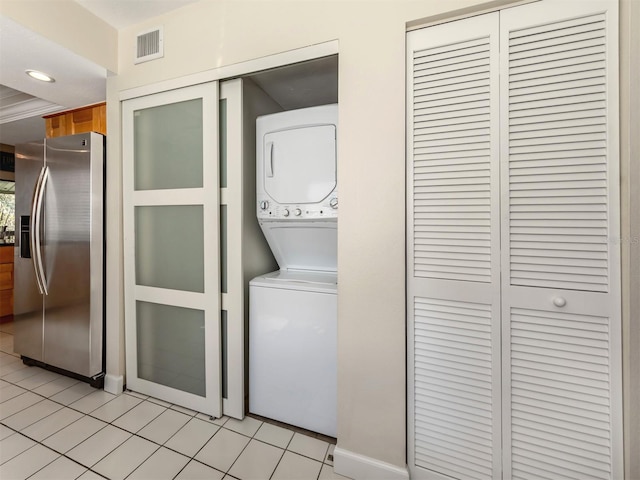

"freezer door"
[14, 141, 44, 362]
[42, 133, 104, 377]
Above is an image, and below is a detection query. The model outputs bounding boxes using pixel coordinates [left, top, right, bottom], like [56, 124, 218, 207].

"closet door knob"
[553, 297, 567, 307]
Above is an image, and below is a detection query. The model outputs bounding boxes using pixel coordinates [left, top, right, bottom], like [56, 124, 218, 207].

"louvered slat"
[510, 307, 613, 479]
[413, 35, 493, 283]
[507, 13, 610, 292]
[410, 4, 620, 480]
[414, 297, 494, 478]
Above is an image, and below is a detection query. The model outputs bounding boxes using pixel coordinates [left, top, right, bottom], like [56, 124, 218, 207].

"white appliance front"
[249, 272, 337, 437]
[263, 125, 336, 205]
[259, 220, 336, 272]
[257, 104, 338, 222]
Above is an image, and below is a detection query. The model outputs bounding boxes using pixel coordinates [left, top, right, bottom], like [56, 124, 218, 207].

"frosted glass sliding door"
[123, 82, 221, 416]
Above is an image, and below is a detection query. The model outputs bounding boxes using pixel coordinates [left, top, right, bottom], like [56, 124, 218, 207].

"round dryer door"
[263, 124, 336, 204]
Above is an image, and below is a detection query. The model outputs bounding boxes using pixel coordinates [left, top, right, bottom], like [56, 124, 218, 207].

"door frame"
[119, 42, 339, 418]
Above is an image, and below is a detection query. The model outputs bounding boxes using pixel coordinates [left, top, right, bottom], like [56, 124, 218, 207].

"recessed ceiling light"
[25, 70, 55, 82]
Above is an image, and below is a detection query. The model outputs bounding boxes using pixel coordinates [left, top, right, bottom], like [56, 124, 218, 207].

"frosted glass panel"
[134, 99, 203, 190]
[135, 205, 204, 292]
[220, 205, 227, 293]
[219, 99, 227, 188]
[136, 301, 205, 397]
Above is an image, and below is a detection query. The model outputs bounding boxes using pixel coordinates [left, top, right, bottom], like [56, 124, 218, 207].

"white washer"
[250, 104, 338, 436]
[249, 271, 336, 437]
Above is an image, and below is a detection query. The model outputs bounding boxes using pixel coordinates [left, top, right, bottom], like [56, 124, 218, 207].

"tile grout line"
[1, 390, 113, 444]
[118, 438, 161, 480]
[147, 412, 218, 465]
[0, 426, 101, 479]
[2, 357, 342, 479]
[165, 419, 228, 479]
[1, 371, 93, 410]
[13, 437, 64, 478]
[217, 427, 258, 476]
[24, 435, 107, 480]
[53, 421, 130, 470]
[5, 367, 340, 456]
[3, 407, 339, 478]
[105, 399, 168, 437]
[266, 444, 288, 480]
[3, 384, 335, 458]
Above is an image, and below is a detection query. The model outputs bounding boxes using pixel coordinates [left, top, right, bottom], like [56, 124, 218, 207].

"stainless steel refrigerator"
[14, 132, 105, 387]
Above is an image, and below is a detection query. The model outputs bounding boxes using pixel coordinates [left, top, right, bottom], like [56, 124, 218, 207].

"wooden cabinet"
[44, 102, 106, 138]
[0, 247, 13, 317]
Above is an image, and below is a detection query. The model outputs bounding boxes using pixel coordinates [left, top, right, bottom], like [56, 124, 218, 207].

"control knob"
[283, 209, 290, 217]
[330, 197, 338, 209]
[259, 200, 269, 211]
[294, 208, 302, 216]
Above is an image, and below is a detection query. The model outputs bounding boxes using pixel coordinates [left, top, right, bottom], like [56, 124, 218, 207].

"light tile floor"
[0, 321, 349, 480]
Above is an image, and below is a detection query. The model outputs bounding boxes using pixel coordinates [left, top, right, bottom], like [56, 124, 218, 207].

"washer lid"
[259, 220, 337, 273]
[263, 124, 336, 205]
[250, 270, 337, 294]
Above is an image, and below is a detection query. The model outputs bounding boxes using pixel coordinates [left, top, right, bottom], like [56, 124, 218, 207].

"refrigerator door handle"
[30, 166, 46, 294]
[32, 165, 50, 295]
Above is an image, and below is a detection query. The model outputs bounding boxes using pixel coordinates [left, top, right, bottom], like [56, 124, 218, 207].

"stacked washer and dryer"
[249, 104, 338, 438]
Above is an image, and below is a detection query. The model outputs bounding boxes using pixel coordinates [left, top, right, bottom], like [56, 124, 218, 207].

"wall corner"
[333, 447, 409, 480]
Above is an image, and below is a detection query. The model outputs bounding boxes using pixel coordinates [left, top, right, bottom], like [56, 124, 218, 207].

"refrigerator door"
[42, 133, 104, 377]
[14, 141, 44, 362]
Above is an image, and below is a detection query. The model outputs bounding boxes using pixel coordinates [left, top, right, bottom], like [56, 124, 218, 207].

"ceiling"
[76, 0, 200, 30]
[0, 0, 338, 147]
[0, 0, 199, 146]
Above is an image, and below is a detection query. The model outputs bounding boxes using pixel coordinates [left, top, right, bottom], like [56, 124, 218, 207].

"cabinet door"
[122, 82, 221, 416]
[407, 13, 502, 480]
[500, 1, 622, 478]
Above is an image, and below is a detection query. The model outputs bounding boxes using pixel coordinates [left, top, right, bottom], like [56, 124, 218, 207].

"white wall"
[109, 0, 640, 471]
[620, 1, 640, 478]
[2, 0, 637, 474]
[109, 1, 505, 468]
[0, 0, 117, 73]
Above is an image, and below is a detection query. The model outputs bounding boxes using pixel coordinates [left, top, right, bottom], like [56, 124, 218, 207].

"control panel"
[257, 193, 338, 220]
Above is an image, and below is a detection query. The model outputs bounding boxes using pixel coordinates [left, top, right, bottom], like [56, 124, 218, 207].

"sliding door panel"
[123, 82, 221, 417]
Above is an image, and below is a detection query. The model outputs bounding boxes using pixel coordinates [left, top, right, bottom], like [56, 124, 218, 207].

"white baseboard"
[333, 447, 410, 480]
[104, 374, 124, 395]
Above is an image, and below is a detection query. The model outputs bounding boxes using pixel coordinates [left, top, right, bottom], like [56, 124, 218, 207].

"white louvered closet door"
[408, 1, 622, 479]
[407, 13, 502, 480]
[500, 2, 622, 479]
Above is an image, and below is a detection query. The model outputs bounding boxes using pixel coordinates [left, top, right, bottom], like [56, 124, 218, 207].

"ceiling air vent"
[134, 26, 164, 64]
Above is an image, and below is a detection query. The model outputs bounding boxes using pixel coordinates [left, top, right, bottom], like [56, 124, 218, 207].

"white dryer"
[250, 104, 338, 437]
[256, 103, 338, 271]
